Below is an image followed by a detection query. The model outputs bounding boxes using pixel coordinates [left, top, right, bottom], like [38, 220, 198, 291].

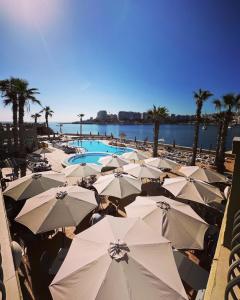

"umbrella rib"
[52, 252, 109, 286]
[34, 199, 60, 233]
[13, 178, 33, 201]
[127, 251, 187, 299]
[17, 199, 57, 234]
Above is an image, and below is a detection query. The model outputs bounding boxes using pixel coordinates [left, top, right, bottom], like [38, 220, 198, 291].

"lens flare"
[0, 0, 60, 29]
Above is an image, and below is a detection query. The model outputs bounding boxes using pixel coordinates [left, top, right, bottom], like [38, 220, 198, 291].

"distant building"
[141, 112, 149, 120]
[118, 111, 141, 121]
[107, 114, 118, 122]
[96, 110, 108, 120]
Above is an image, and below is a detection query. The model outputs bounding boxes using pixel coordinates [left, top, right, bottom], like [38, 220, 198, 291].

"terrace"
[0, 136, 238, 300]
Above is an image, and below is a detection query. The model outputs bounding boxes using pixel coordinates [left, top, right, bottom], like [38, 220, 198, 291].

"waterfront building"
[118, 111, 142, 121]
[96, 110, 108, 120]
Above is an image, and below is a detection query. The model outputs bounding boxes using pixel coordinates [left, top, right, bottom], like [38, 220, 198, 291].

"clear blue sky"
[0, 0, 240, 122]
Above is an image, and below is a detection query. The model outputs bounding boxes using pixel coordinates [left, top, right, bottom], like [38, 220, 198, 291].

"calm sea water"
[49, 123, 240, 150]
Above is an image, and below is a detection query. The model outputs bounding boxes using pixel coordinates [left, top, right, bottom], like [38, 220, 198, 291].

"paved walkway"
[45, 147, 71, 172]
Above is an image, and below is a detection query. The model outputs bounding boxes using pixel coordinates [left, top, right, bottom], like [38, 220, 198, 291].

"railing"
[0, 244, 6, 300]
[225, 209, 240, 299]
[0, 192, 22, 300]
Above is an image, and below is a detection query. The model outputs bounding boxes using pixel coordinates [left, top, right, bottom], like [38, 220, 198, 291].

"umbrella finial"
[186, 177, 195, 183]
[114, 172, 123, 178]
[108, 239, 129, 261]
[56, 191, 68, 199]
[156, 201, 171, 211]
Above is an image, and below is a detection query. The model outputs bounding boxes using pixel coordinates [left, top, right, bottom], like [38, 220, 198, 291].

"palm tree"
[217, 93, 240, 173]
[41, 106, 54, 128]
[17, 79, 41, 155]
[31, 113, 41, 124]
[0, 78, 19, 150]
[77, 113, 84, 136]
[191, 89, 213, 165]
[148, 105, 169, 157]
[213, 99, 224, 166]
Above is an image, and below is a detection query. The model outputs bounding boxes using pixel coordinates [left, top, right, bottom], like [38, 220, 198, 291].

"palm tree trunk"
[46, 114, 50, 138]
[217, 112, 230, 173]
[191, 104, 202, 165]
[12, 99, 18, 152]
[34, 116, 37, 124]
[214, 122, 223, 166]
[153, 121, 160, 157]
[18, 100, 25, 157]
[46, 114, 49, 128]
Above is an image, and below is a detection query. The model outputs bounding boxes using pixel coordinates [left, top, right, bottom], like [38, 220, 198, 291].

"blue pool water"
[67, 153, 109, 165]
[66, 140, 133, 165]
[69, 140, 133, 155]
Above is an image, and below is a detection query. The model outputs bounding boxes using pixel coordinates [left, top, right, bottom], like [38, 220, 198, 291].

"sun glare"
[0, 0, 60, 29]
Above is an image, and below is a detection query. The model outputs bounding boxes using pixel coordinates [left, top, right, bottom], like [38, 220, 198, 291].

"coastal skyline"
[1, 0, 240, 122]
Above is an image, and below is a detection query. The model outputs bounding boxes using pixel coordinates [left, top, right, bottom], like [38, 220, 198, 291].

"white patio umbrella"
[3, 171, 66, 201]
[34, 147, 53, 155]
[93, 172, 142, 198]
[162, 177, 224, 205]
[99, 154, 129, 168]
[179, 166, 228, 183]
[34, 147, 53, 159]
[63, 163, 102, 178]
[126, 196, 208, 249]
[144, 157, 178, 170]
[49, 216, 188, 300]
[123, 163, 163, 179]
[122, 150, 148, 161]
[15, 186, 97, 234]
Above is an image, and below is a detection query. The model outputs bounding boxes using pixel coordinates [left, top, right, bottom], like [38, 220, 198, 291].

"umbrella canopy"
[34, 148, 53, 155]
[179, 166, 228, 183]
[162, 177, 224, 205]
[122, 150, 148, 161]
[93, 172, 142, 198]
[63, 163, 102, 178]
[123, 163, 163, 179]
[3, 171, 66, 201]
[15, 186, 97, 234]
[49, 216, 188, 300]
[144, 157, 178, 170]
[126, 196, 208, 249]
[99, 154, 129, 168]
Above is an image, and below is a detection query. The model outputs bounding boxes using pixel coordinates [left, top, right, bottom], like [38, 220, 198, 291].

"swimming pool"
[67, 153, 109, 165]
[69, 140, 133, 155]
[65, 140, 133, 165]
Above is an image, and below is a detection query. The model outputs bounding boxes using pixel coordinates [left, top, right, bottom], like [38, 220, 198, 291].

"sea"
[49, 123, 240, 151]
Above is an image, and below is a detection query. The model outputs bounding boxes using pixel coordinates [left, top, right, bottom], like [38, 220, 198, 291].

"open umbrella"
[15, 186, 97, 234]
[123, 163, 163, 179]
[34, 147, 53, 160]
[144, 157, 178, 170]
[99, 154, 129, 168]
[3, 171, 66, 201]
[49, 216, 188, 300]
[34, 147, 53, 155]
[178, 166, 228, 183]
[162, 177, 224, 205]
[63, 163, 101, 178]
[122, 150, 148, 161]
[93, 172, 142, 198]
[126, 196, 208, 249]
